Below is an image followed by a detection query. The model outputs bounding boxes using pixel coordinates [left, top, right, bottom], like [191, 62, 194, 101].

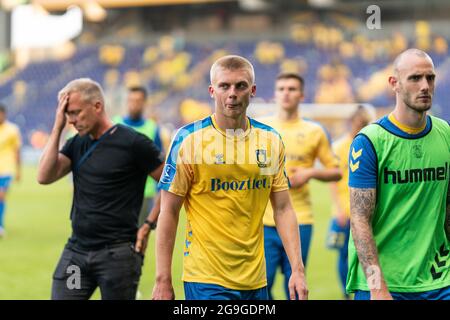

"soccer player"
[347, 49, 450, 300]
[327, 105, 371, 299]
[114, 86, 163, 226]
[0, 104, 21, 238]
[152, 56, 308, 300]
[37, 78, 164, 300]
[260, 73, 341, 300]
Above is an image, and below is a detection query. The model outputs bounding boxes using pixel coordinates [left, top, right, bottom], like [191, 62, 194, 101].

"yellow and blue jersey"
[259, 116, 339, 226]
[0, 121, 21, 176]
[332, 134, 353, 218]
[158, 115, 289, 290]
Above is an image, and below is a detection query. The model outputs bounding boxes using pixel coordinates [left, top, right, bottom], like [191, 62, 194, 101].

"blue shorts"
[264, 224, 312, 299]
[264, 224, 313, 273]
[184, 282, 268, 300]
[326, 217, 350, 250]
[354, 286, 450, 300]
[0, 176, 12, 191]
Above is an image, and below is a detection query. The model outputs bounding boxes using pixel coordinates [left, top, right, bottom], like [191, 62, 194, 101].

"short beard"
[404, 99, 432, 113]
[402, 91, 432, 113]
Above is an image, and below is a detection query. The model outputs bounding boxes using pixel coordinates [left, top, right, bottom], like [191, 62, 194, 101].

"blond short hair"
[210, 55, 255, 85]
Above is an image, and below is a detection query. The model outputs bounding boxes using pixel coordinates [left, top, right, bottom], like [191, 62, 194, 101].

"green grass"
[0, 166, 344, 300]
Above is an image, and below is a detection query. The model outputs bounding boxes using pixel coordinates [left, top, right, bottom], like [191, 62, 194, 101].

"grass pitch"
[0, 166, 343, 300]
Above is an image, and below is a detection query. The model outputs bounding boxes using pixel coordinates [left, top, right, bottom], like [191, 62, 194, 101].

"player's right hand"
[152, 280, 175, 300]
[54, 93, 69, 132]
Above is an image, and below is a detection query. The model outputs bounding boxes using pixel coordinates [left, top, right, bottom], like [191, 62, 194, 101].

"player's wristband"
[144, 220, 157, 230]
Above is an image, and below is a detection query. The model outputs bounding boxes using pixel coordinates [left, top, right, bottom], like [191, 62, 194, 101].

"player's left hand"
[288, 269, 308, 300]
[135, 223, 151, 255]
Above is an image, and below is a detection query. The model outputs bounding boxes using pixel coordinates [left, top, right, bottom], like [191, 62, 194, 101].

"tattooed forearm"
[350, 188, 376, 220]
[350, 187, 385, 289]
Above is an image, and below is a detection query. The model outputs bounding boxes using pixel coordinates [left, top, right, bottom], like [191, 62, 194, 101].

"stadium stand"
[0, 6, 449, 147]
[1, 0, 450, 303]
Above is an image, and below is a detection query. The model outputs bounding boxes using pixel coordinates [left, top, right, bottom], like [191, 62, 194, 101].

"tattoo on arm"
[350, 188, 376, 220]
[350, 187, 384, 289]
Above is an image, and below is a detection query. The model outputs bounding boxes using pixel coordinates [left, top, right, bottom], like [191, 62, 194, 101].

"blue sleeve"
[157, 128, 185, 191]
[153, 127, 163, 152]
[348, 134, 377, 189]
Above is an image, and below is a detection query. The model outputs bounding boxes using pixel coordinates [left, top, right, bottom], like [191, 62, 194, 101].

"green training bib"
[347, 116, 450, 293]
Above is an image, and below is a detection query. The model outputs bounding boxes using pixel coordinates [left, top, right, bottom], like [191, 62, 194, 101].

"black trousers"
[51, 242, 143, 300]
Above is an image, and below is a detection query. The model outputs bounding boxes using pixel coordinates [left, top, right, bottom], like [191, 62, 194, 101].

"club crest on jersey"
[215, 154, 225, 164]
[256, 149, 268, 168]
[412, 145, 423, 159]
[296, 133, 305, 143]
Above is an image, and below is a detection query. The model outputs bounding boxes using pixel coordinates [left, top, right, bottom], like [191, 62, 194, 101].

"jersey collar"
[210, 114, 252, 139]
[388, 113, 427, 135]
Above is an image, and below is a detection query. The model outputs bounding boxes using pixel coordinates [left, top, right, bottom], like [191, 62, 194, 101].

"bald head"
[393, 49, 434, 76]
[389, 48, 435, 113]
